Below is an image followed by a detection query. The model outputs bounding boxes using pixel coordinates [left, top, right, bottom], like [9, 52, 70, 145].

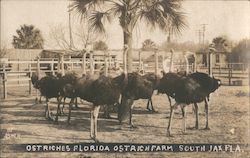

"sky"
[0, 0, 250, 49]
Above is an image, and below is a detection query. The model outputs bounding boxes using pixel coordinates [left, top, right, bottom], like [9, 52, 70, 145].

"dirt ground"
[0, 85, 249, 158]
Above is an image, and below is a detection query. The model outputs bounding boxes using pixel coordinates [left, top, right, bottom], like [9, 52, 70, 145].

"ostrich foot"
[204, 127, 210, 130]
[150, 109, 158, 113]
[129, 124, 137, 129]
[67, 120, 71, 125]
[71, 107, 78, 110]
[94, 138, 100, 143]
[35, 98, 39, 104]
[166, 131, 173, 137]
[91, 136, 100, 143]
[100, 113, 112, 119]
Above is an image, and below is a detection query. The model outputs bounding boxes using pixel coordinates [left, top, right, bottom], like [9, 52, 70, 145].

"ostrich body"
[118, 72, 156, 127]
[166, 72, 221, 136]
[143, 73, 159, 112]
[74, 74, 126, 142]
[35, 75, 61, 120]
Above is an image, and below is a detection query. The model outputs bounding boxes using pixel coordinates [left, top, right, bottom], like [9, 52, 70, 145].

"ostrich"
[166, 72, 221, 136]
[55, 72, 79, 123]
[69, 46, 130, 142]
[118, 72, 157, 127]
[143, 73, 159, 112]
[31, 72, 79, 120]
[31, 72, 43, 103]
[71, 73, 126, 142]
[33, 75, 61, 120]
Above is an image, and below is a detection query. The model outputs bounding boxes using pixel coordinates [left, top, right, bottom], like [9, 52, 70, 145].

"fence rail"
[0, 59, 248, 99]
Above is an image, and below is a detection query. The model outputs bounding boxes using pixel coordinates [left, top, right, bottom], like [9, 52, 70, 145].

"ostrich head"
[211, 77, 221, 92]
[31, 72, 40, 89]
[118, 96, 133, 124]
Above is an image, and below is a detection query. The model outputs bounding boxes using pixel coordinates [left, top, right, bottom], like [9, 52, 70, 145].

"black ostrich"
[118, 72, 156, 127]
[33, 75, 61, 120]
[31, 72, 43, 103]
[55, 72, 79, 123]
[143, 73, 159, 112]
[166, 72, 221, 136]
[157, 72, 184, 108]
[31, 72, 79, 120]
[71, 73, 126, 142]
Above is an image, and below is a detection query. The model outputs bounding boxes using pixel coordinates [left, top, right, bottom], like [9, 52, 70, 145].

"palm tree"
[12, 24, 44, 49]
[212, 36, 230, 53]
[142, 39, 157, 51]
[70, 0, 186, 72]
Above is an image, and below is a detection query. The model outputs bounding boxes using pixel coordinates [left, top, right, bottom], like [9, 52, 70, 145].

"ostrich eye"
[218, 80, 221, 85]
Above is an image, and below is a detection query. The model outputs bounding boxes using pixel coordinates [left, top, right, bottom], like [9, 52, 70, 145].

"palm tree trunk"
[123, 31, 133, 73]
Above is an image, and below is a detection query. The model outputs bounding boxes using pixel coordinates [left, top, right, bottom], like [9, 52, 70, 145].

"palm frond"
[108, 1, 125, 17]
[138, 0, 186, 35]
[69, 0, 105, 19]
[169, 11, 187, 35]
[89, 11, 111, 34]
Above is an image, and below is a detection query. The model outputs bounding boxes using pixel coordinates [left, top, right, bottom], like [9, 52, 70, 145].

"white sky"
[1, 0, 250, 49]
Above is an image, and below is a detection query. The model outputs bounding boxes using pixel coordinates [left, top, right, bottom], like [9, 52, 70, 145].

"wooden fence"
[0, 58, 248, 99]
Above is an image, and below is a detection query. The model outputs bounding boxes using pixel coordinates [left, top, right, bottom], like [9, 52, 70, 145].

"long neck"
[123, 47, 128, 79]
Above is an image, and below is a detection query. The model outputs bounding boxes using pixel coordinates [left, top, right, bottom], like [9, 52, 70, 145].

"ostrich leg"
[90, 105, 100, 142]
[67, 98, 75, 124]
[45, 98, 53, 121]
[167, 95, 172, 108]
[55, 96, 63, 122]
[194, 103, 199, 129]
[181, 104, 187, 134]
[147, 98, 156, 112]
[128, 99, 136, 128]
[204, 97, 210, 130]
[60, 97, 66, 115]
[167, 102, 177, 137]
[74, 97, 79, 109]
[146, 99, 151, 111]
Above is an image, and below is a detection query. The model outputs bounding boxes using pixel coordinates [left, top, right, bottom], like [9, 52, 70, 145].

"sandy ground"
[0, 85, 249, 158]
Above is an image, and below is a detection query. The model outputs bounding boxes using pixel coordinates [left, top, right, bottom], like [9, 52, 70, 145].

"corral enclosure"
[0, 85, 249, 157]
[0, 50, 249, 157]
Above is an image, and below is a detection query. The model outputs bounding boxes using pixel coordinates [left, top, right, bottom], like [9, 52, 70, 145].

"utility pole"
[196, 30, 202, 44]
[201, 24, 208, 45]
[68, 3, 74, 50]
[167, 28, 172, 43]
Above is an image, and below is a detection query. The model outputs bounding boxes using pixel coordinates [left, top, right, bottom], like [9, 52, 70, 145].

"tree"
[0, 46, 8, 58]
[161, 41, 208, 52]
[12, 24, 44, 49]
[212, 36, 230, 53]
[47, 22, 99, 51]
[93, 40, 108, 51]
[142, 39, 157, 51]
[70, 0, 186, 72]
[230, 39, 250, 64]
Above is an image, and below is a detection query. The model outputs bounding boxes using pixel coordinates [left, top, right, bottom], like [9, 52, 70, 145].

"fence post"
[60, 54, 65, 76]
[82, 51, 86, 75]
[28, 63, 32, 95]
[51, 59, 55, 76]
[169, 49, 174, 72]
[104, 52, 108, 76]
[228, 63, 232, 86]
[69, 56, 73, 70]
[3, 64, 7, 99]
[154, 49, 159, 75]
[139, 51, 142, 72]
[37, 57, 41, 79]
[36, 57, 40, 101]
[90, 51, 94, 75]
[18, 59, 20, 84]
